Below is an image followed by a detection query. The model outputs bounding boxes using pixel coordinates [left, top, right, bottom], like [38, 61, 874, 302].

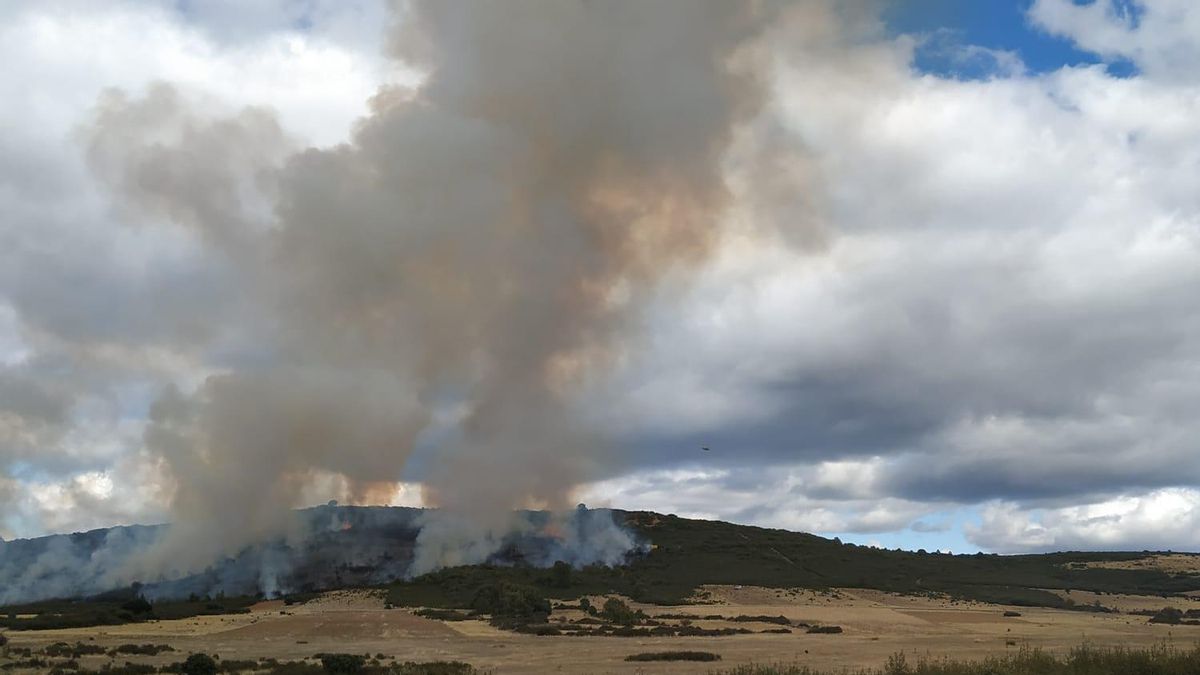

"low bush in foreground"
[626, 651, 721, 662]
[731, 615, 793, 625]
[52, 655, 482, 675]
[413, 608, 474, 621]
[0, 593, 257, 631]
[256, 663, 323, 675]
[470, 582, 550, 621]
[599, 598, 643, 626]
[390, 662, 477, 675]
[111, 644, 176, 656]
[42, 642, 106, 658]
[1149, 607, 1200, 625]
[712, 643, 1200, 675]
[179, 653, 219, 675]
[317, 653, 365, 674]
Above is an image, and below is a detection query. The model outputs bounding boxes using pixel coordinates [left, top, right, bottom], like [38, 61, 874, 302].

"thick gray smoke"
[0, 505, 642, 605]
[53, 0, 796, 589]
[0, 526, 163, 605]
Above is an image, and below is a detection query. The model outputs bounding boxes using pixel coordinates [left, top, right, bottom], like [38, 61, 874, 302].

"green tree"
[549, 560, 571, 588]
[470, 583, 550, 619]
[180, 653, 218, 675]
[320, 653, 365, 674]
[122, 596, 153, 614]
[600, 598, 641, 626]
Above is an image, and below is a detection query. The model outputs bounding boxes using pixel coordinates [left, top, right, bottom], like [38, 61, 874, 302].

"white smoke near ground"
[533, 507, 646, 568]
[0, 504, 641, 604]
[409, 506, 643, 576]
[0, 526, 164, 605]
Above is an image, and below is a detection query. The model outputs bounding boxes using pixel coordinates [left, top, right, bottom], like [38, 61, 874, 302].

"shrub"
[470, 583, 550, 619]
[180, 653, 219, 675]
[414, 608, 473, 621]
[600, 598, 642, 626]
[73, 643, 106, 656]
[807, 625, 843, 634]
[1147, 607, 1200, 625]
[111, 644, 174, 656]
[282, 593, 320, 606]
[120, 596, 153, 614]
[414, 608, 472, 621]
[44, 642, 75, 657]
[1003, 611, 1022, 617]
[259, 661, 323, 675]
[731, 614, 792, 625]
[548, 561, 572, 588]
[318, 653, 365, 674]
[101, 663, 156, 675]
[626, 651, 721, 662]
[514, 623, 561, 636]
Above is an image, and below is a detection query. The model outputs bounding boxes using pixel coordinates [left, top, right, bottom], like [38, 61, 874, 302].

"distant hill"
[0, 505, 426, 605]
[390, 510, 1200, 610]
[2, 506, 1199, 630]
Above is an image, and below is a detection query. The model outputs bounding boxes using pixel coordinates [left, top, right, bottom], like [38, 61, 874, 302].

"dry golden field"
[4, 585, 1200, 674]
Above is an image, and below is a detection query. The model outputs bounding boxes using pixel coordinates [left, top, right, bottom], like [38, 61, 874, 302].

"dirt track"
[4, 587, 1198, 673]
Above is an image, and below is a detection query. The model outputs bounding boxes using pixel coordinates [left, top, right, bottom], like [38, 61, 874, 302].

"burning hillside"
[0, 505, 643, 605]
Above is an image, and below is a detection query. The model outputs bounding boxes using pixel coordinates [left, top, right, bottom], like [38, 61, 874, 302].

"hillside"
[2, 507, 1199, 631]
[389, 510, 1200, 610]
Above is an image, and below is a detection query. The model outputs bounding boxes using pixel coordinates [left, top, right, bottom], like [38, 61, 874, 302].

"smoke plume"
[75, 0, 785, 582]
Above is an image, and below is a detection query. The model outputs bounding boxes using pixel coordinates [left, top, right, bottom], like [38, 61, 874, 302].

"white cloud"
[1, 1, 394, 149]
[1029, 0, 1200, 81]
[0, 0, 397, 537]
[2, 451, 171, 540]
[589, 26, 1200, 504]
[968, 488, 1200, 552]
[579, 462, 937, 535]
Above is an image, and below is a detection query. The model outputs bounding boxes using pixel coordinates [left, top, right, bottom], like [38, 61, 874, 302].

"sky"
[2, 0, 1200, 556]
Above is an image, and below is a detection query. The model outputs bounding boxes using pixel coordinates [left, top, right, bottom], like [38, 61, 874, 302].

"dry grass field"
[4, 586, 1199, 674]
[1067, 554, 1200, 575]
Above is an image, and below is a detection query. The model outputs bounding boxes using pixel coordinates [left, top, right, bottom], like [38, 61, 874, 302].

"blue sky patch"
[883, 0, 1139, 79]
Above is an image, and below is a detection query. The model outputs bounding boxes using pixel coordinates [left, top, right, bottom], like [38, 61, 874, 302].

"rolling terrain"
[3, 510, 1200, 672]
[2, 507, 1199, 629]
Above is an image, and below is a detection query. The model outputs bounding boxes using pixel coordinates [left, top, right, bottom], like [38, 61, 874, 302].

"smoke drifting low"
[0, 505, 641, 605]
[41, 0, 804, 588]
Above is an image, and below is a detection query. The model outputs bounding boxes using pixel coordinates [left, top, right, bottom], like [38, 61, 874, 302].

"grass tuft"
[711, 643, 1200, 675]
